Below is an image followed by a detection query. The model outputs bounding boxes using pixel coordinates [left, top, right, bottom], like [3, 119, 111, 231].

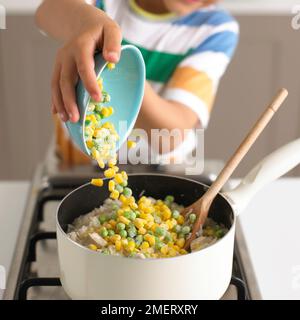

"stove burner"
[4, 164, 252, 300]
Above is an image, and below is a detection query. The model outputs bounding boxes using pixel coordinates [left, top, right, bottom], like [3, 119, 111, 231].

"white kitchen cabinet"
[0, 14, 299, 179]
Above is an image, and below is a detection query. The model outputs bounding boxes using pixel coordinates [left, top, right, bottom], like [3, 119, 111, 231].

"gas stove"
[3, 147, 261, 300]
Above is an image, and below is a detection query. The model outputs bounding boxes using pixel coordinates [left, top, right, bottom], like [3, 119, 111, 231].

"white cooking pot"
[56, 138, 300, 299]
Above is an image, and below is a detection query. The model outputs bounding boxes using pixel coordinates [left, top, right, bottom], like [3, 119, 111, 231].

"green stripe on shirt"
[122, 39, 190, 83]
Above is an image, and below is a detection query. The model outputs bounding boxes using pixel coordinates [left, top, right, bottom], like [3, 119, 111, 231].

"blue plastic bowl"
[65, 45, 145, 156]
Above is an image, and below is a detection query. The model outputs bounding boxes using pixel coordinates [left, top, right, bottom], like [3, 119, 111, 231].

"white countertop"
[1, 177, 300, 299]
[0, 0, 297, 15]
[238, 178, 300, 300]
[0, 181, 30, 296]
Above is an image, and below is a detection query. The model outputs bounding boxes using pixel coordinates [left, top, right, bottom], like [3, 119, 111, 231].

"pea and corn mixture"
[68, 63, 227, 259]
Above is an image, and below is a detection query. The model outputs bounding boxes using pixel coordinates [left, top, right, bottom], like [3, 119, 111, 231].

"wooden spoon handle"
[199, 88, 289, 210]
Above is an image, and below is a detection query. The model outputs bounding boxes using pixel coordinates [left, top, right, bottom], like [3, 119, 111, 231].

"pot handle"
[223, 138, 300, 215]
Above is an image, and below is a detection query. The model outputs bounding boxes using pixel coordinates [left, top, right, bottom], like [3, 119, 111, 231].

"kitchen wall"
[0, 1, 300, 179]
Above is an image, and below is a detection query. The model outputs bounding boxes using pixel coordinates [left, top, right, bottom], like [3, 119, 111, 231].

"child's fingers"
[102, 23, 122, 63]
[60, 60, 80, 123]
[51, 103, 57, 115]
[75, 46, 101, 102]
[51, 60, 68, 122]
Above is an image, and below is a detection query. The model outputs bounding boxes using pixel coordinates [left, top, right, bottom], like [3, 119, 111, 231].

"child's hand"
[51, 6, 122, 122]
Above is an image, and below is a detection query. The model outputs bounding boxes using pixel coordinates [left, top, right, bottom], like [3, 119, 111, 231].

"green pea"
[128, 227, 137, 238]
[98, 214, 107, 224]
[112, 204, 119, 211]
[116, 222, 126, 231]
[123, 211, 131, 219]
[135, 210, 140, 218]
[215, 229, 224, 239]
[164, 232, 172, 243]
[121, 180, 128, 187]
[119, 230, 127, 238]
[107, 229, 115, 237]
[102, 248, 110, 255]
[155, 226, 166, 237]
[100, 227, 108, 238]
[85, 119, 92, 126]
[155, 241, 164, 251]
[94, 114, 102, 122]
[182, 226, 191, 235]
[165, 195, 174, 204]
[189, 213, 197, 223]
[115, 184, 124, 193]
[123, 187, 132, 198]
[172, 210, 180, 219]
[135, 235, 143, 246]
[95, 105, 102, 113]
[111, 212, 117, 220]
[129, 211, 136, 221]
[147, 230, 154, 236]
[178, 232, 185, 239]
[173, 225, 181, 233]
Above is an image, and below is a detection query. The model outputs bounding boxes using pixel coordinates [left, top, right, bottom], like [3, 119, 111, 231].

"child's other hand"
[51, 6, 122, 122]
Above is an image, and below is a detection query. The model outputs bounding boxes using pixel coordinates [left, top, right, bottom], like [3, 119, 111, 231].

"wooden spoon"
[183, 88, 289, 250]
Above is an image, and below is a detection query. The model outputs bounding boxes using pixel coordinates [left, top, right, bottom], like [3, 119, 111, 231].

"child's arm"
[136, 82, 199, 136]
[35, 0, 122, 123]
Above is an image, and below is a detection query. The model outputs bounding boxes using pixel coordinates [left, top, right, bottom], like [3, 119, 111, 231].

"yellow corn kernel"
[91, 178, 104, 187]
[114, 173, 123, 184]
[115, 240, 122, 251]
[145, 221, 154, 229]
[91, 148, 100, 160]
[134, 218, 145, 229]
[160, 245, 169, 255]
[176, 238, 185, 249]
[151, 223, 158, 233]
[177, 215, 185, 225]
[162, 208, 172, 220]
[111, 234, 121, 243]
[111, 166, 119, 172]
[130, 202, 138, 210]
[127, 140, 136, 149]
[107, 106, 114, 116]
[179, 249, 188, 255]
[97, 159, 105, 169]
[105, 223, 112, 230]
[88, 244, 98, 251]
[119, 215, 130, 225]
[97, 78, 103, 90]
[120, 171, 128, 180]
[86, 140, 94, 149]
[104, 168, 116, 179]
[126, 240, 135, 252]
[101, 107, 110, 118]
[141, 241, 150, 250]
[107, 62, 115, 70]
[171, 233, 178, 242]
[138, 227, 147, 235]
[110, 190, 119, 200]
[108, 180, 115, 192]
[108, 158, 117, 167]
[119, 194, 128, 205]
[144, 207, 154, 215]
[168, 248, 177, 257]
[108, 220, 116, 228]
[144, 234, 155, 247]
[121, 239, 128, 246]
[90, 114, 97, 124]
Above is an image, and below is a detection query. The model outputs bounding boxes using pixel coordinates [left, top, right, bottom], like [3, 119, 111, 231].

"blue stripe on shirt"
[172, 9, 235, 27]
[192, 31, 239, 58]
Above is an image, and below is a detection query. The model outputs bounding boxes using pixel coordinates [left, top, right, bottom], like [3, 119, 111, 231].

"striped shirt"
[95, 0, 239, 128]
